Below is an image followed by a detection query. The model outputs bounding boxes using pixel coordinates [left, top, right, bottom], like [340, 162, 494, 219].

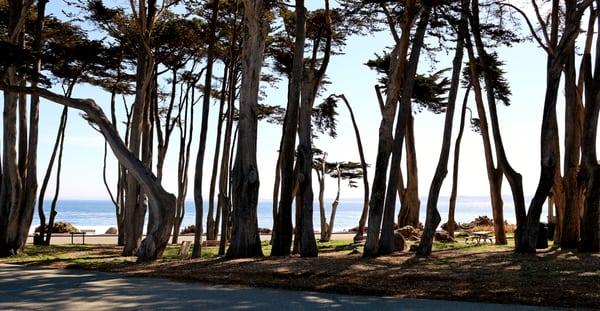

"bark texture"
[225, 0, 269, 258]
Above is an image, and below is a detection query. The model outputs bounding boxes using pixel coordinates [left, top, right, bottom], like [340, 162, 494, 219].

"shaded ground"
[0, 264, 556, 310]
[2, 240, 599, 309]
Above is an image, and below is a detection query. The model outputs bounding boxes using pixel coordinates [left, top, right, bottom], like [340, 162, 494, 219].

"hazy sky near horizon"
[16, 1, 560, 202]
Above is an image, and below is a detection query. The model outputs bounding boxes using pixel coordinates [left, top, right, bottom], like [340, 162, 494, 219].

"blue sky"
[26, 1, 553, 201]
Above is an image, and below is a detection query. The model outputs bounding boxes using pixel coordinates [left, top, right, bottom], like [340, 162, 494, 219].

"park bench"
[70, 229, 95, 245]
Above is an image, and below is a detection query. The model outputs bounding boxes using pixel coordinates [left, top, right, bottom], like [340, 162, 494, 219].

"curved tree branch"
[0, 84, 175, 261]
[494, 2, 550, 54]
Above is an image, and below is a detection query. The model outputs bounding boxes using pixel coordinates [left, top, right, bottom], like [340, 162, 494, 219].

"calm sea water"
[30, 195, 545, 234]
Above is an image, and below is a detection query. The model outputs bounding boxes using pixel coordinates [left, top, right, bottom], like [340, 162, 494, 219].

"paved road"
[0, 264, 560, 310]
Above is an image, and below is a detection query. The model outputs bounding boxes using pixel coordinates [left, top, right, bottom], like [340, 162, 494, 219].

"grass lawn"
[2, 237, 599, 309]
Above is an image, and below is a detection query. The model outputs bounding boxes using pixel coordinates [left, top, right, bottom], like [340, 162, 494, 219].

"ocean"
[30, 195, 545, 234]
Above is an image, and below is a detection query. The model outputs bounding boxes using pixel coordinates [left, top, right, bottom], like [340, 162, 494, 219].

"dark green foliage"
[180, 225, 196, 234]
[312, 148, 363, 188]
[257, 104, 286, 125]
[313, 96, 339, 138]
[366, 52, 452, 113]
[331, 161, 364, 188]
[462, 53, 511, 106]
[413, 69, 452, 113]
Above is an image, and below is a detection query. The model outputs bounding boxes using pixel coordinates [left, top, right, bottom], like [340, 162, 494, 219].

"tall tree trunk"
[37, 106, 68, 245]
[123, 52, 154, 256]
[45, 110, 68, 245]
[579, 14, 600, 251]
[297, 76, 319, 257]
[122, 0, 158, 257]
[333, 95, 369, 241]
[417, 13, 465, 255]
[173, 77, 196, 245]
[517, 0, 587, 253]
[295, 0, 333, 257]
[217, 71, 237, 256]
[225, 0, 268, 258]
[363, 1, 416, 257]
[448, 87, 471, 237]
[192, 0, 220, 259]
[561, 40, 583, 249]
[471, 0, 527, 245]
[271, 0, 305, 256]
[464, 15, 506, 246]
[24, 0, 46, 248]
[0, 0, 32, 257]
[207, 64, 229, 241]
[378, 4, 431, 256]
[398, 115, 420, 227]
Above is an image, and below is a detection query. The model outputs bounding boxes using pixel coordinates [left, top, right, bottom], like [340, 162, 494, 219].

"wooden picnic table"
[466, 231, 494, 245]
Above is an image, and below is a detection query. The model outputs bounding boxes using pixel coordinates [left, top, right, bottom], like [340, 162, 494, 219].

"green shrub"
[35, 222, 79, 233]
[180, 225, 195, 234]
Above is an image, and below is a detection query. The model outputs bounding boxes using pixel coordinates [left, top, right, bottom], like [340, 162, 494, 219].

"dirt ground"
[3, 242, 599, 309]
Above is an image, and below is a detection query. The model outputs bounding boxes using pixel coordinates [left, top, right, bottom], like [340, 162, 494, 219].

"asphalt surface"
[0, 264, 561, 310]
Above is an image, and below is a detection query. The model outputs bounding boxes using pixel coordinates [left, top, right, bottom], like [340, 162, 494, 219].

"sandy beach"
[26, 233, 358, 245]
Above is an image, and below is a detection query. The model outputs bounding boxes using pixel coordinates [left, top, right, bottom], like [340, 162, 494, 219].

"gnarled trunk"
[225, 0, 268, 258]
[363, 1, 416, 257]
[378, 4, 431, 256]
[3, 86, 176, 260]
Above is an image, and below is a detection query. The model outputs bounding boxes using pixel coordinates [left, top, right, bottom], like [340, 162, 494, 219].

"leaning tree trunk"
[207, 64, 229, 241]
[323, 164, 341, 242]
[271, 0, 305, 257]
[464, 19, 506, 245]
[45, 112, 68, 245]
[36, 107, 68, 245]
[471, 0, 526, 245]
[333, 95, 369, 241]
[448, 87, 471, 238]
[363, 2, 415, 257]
[517, 61, 563, 253]
[123, 53, 154, 256]
[192, 0, 220, 258]
[225, 0, 268, 258]
[417, 13, 464, 255]
[378, 4, 431, 256]
[2, 86, 176, 261]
